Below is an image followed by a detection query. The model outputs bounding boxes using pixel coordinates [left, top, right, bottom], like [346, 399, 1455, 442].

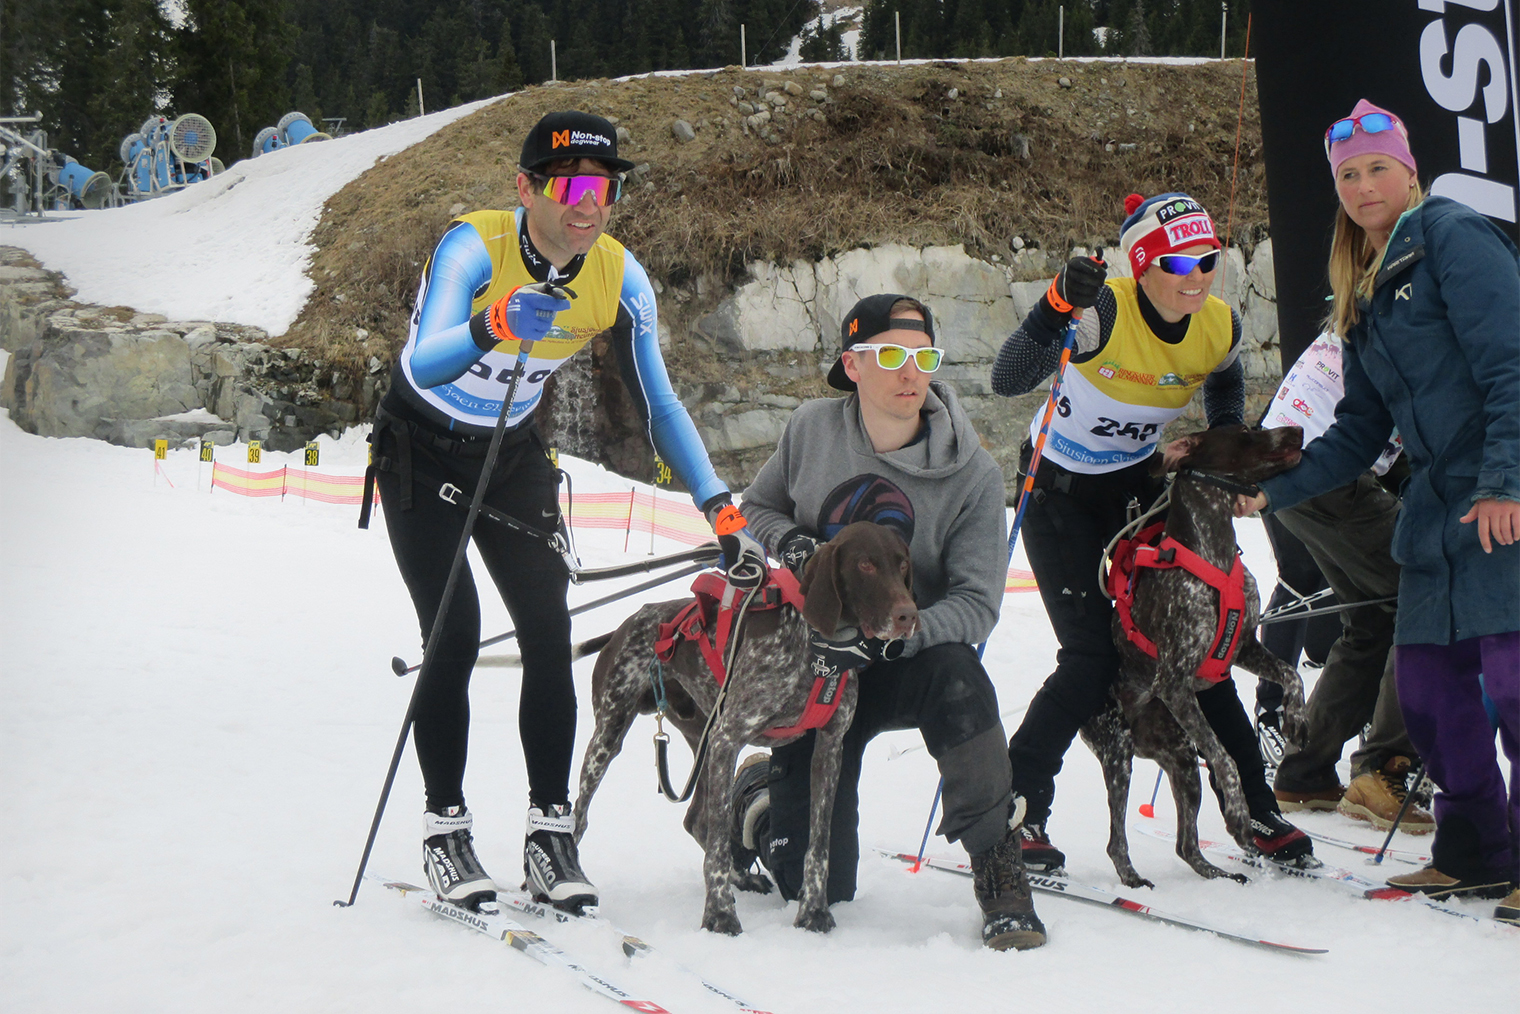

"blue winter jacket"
[1260, 197, 1520, 645]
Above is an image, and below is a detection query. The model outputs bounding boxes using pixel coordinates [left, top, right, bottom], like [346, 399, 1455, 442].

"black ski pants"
[764, 642, 1012, 904]
[1008, 444, 1281, 827]
[375, 418, 574, 814]
[1272, 472, 1413, 789]
[1258, 514, 1339, 713]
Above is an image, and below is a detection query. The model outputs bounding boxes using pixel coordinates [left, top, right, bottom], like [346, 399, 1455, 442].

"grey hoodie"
[741, 382, 1008, 656]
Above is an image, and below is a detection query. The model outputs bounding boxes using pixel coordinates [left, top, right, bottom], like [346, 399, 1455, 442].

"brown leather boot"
[1338, 756, 1434, 834]
[970, 828, 1047, 951]
[1386, 865, 1513, 900]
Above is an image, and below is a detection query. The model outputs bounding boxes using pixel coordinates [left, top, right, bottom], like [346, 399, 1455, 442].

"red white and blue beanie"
[1119, 192, 1221, 278]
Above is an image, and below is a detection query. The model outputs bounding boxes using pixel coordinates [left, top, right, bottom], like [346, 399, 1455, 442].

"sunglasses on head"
[532, 172, 623, 207]
[1156, 251, 1220, 276]
[1323, 112, 1398, 156]
[849, 343, 944, 372]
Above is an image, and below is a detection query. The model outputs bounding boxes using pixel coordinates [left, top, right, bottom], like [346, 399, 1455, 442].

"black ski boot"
[970, 828, 1047, 951]
[729, 752, 775, 894]
[423, 806, 497, 911]
[524, 803, 598, 913]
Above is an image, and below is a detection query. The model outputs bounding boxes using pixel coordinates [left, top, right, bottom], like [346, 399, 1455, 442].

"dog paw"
[701, 908, 743, 936]
[1119, 872, 1156, 890]
[794, 906, 836, 934]
[1192, 861, 1249, 884]
[1282, 714, 1310, 751]
[732, 869, 774, 895]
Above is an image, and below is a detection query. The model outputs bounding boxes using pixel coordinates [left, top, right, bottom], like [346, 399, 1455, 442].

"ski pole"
[1369, 759, 1427, 865]
[1138, 767, 1163, 818]
[335, 328, 546, 910]
[908, 781, 944, 873]
[390, 559, 712, 675]
[911, 277, 1095, 871]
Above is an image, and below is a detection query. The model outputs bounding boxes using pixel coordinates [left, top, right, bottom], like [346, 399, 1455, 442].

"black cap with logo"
[826, 293, 936, 391]
[519, 111, 636, 174]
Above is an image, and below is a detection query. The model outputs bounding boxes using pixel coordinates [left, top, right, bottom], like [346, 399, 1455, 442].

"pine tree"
[1, 0, 176, 172]
[1127, 0, 1152, 55]
[515, 4, 553, 84]
[176, 0, 297, 159]
[493, 18, 526, 92]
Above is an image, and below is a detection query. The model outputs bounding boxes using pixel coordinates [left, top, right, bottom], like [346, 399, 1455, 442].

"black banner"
[1255, 1, 1520, 368]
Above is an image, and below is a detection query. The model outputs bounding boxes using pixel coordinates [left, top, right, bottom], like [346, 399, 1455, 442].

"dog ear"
[799, 541, 844, 634]
[1150, 433, 1201, 476]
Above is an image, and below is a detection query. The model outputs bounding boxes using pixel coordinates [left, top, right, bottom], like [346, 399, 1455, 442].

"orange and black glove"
[705, 500, 768, 590]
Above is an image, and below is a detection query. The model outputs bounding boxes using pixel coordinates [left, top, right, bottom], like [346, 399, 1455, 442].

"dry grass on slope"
[283, 58, 1265, 387]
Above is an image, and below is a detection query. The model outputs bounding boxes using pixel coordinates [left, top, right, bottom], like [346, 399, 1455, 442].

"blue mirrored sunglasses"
[1156, 251, 1220, 276]
[1323, 113, 1396, 156]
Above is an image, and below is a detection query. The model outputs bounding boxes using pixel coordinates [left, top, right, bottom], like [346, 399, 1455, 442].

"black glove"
[1042, 256, 1108, 319]
[777, 527, 821, 576]
[808, 626, 875, 679]
[705, 500, 768, 590]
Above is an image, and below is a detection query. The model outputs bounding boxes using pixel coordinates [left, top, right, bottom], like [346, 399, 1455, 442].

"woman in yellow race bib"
[989, 191, 1315, 872]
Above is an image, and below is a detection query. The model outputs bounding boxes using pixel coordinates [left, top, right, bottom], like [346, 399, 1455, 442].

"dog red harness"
[1106, 522, 1247, 683]
[653, 570, 850, 737]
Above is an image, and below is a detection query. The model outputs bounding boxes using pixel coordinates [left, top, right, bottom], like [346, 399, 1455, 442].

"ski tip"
[1262, 941, 1330, 954]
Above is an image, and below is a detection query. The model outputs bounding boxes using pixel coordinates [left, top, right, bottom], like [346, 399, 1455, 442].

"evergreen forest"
[4, 0, 1252, 171]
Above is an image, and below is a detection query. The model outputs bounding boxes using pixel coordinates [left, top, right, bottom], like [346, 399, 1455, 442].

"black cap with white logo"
[826, 293, 936, 391]
[519, 111, 635, 174]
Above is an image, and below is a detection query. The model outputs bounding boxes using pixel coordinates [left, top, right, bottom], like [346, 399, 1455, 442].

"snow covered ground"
[0, 81, 1511, 1014]
[2, 411, 1513, 1014]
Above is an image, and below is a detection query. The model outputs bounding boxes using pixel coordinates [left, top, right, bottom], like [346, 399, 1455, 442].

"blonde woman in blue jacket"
[1239, 100, 1520, 921]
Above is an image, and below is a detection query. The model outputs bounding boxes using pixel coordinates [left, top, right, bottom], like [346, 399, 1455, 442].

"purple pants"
[1396, 633, 1519, 882]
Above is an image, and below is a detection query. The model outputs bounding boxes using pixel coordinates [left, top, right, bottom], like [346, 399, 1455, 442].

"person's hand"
[1044, 256, 1108, 314]
[1234, 492, 1268, 517]
[1460, 497, 1520, 553]
[485, 282, 571, 346]
[707, 502, 768, 589]
[777, 527, 821, 576]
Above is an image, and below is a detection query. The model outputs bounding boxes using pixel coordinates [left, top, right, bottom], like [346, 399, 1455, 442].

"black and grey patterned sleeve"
[1202, 307, 1246, 427]
[991, 287, 1114, 396]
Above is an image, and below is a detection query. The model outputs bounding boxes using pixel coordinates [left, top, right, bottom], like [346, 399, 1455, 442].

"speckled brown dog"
[573, 521, 917, 934]
[1081, 425, 1311, 887]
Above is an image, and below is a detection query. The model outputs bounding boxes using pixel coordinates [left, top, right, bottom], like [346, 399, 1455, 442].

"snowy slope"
[2, 412, 1512, 1014]
[0, 96, 500, 337]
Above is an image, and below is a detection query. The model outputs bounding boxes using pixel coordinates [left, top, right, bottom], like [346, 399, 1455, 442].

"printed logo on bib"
[1096, 360, 1156, 385]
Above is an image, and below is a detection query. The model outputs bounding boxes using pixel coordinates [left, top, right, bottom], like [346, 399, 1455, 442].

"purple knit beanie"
[1326, 99, 1417, 176]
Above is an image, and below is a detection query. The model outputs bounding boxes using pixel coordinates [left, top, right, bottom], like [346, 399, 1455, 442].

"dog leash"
[1098, 485, 1173, 600]
[651, 579, 763, 803]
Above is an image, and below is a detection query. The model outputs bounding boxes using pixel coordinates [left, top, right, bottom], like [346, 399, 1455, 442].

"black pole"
[1370, 760, 1428, 865]
[334, 335, 540, 909]
[390, 559, 714, 676]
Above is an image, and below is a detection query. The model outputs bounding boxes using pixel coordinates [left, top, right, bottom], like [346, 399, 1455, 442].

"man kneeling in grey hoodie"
[734, 293, 1045, 950]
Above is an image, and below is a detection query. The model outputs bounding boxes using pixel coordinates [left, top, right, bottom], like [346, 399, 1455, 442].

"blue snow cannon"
[278, 112, 331, 146]
[56, 156, 112, 209]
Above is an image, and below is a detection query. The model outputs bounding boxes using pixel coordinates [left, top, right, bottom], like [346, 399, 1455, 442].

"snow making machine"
[120, 113, 222, 202]
[250, 111, 331, 158]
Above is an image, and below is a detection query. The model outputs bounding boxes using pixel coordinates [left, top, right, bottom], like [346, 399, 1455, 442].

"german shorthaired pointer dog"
[574, 521, 917, 935]
[1081, 424, 1311, 887]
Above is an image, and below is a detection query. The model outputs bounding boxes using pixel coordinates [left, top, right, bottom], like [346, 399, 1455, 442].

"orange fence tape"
[207, 463, 1037, 592]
